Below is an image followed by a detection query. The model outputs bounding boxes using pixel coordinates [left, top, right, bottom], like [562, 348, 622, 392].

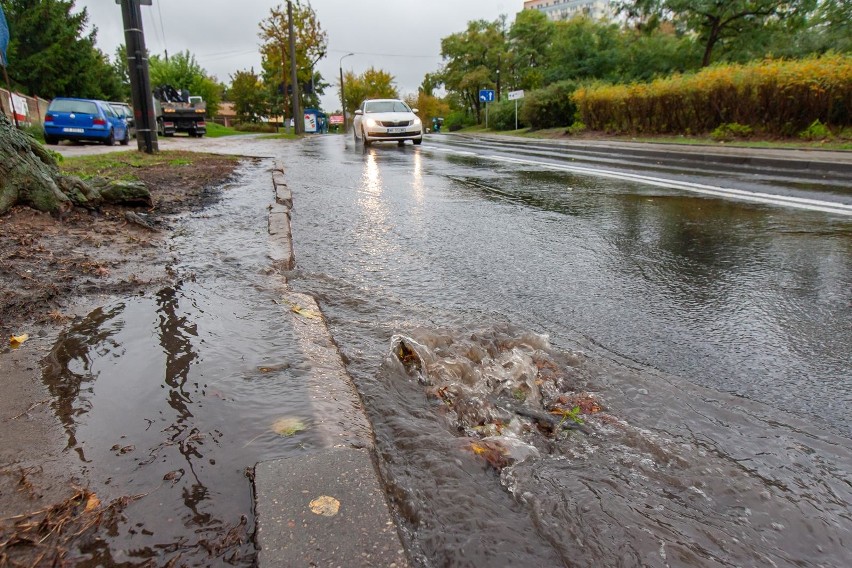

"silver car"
[353, 99, 423, 146]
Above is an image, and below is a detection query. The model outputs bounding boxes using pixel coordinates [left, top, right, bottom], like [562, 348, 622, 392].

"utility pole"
[287, 0, 302, 135]
[116, 0, 157, 153]
[339, 53, 353, 133]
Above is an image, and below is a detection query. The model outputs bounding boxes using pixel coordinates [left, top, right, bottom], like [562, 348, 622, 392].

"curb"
[453, 133, 852, 177]
[256, 160, 408, 566]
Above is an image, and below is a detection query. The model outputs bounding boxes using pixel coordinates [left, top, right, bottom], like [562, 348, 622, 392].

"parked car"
[353, 99, 423, 146]
[109, 101, 136, 142]
[43, 98, 129, 146]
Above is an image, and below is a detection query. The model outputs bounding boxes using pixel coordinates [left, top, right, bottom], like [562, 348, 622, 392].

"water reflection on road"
[41, 162, 315, 565]
[285, 136, 852, 567]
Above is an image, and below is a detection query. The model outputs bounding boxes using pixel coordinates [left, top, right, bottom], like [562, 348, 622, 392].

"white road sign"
[508, 90, 525, 100]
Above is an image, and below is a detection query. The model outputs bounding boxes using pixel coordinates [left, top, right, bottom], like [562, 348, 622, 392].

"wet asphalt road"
[49, 132, 852, 566]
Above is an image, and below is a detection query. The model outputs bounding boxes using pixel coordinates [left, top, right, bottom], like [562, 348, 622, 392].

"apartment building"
[523, 0, 614, 21]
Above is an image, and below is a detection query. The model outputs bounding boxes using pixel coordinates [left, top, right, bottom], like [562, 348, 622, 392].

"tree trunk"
[0, 113, 152, 216]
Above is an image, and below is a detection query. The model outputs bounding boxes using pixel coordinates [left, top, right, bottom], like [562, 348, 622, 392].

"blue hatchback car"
[43, 98, 129, 146]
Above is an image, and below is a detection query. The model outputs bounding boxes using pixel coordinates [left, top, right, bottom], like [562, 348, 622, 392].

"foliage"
[617, 0, 815, 67]
[258, 1, 328, 116]
[573, 54, 852, 136]
[148, 51, 220, 117]
[2, 0, 122, 100]
[509, 9, 554, 90]
[22, 122, 44, 142]
[438, 18, 509, 123]
[340, 67, 399, 116]
[520, 81, 578, 129]
[404, 91, 450, 133]
[488, 98, 527, 131]
[710, 123, 753, 141]
[566, 121, 587, 135]
[798, 119, 831, 140]
[229, 69, 266, 123]
[235, 122, 277, 133]
[444, 110, 476, 132]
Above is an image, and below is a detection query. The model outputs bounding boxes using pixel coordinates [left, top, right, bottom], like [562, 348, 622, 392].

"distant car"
[43, 98, 129, 146]
[353, 99, 423, 146]
[109, 101, 136, 142]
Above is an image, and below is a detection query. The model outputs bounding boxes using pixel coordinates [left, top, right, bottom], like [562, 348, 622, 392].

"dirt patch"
[0, 151, 243, 565]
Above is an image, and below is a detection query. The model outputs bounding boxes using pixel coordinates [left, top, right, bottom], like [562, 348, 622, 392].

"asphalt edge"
[256, 160, 409, 567]
[453, 132, 852, 176]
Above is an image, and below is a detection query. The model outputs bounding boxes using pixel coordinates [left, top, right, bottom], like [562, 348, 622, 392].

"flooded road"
[36, 134, 851, 567]
[281, 136, 852, 567]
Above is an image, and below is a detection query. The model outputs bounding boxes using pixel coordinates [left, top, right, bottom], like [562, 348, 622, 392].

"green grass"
[204, 122, 243, 138]
[59, 150, 238, 181]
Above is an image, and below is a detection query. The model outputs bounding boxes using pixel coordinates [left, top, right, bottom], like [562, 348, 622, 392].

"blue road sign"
[479, 89, 495, 103]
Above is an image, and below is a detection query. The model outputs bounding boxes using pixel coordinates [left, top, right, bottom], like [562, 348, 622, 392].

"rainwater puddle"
[39, 162, 315, 565]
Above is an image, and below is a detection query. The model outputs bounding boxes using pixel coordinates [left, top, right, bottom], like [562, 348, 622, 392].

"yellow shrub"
[572, 55, 852, 136]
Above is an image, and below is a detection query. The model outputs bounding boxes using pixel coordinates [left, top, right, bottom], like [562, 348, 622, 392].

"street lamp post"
[339, 52, 354, 132]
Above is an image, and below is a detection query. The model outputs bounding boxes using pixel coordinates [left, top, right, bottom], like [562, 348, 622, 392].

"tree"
[0, 113, 151, 216]
[229, 69, 266, 123]
[618, 0, 814, 67]
[258, 1, 328, 116]
[2, 0, 122, 99]
[340, 68, 398, 116]
[148, 50, 221, 117]
[509, 9, 554, 90]
[404, 91, 450, 133]
[438, 18, 510, 123]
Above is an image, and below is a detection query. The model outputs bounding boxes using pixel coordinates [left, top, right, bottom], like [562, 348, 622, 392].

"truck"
[152, 85, 207, 137]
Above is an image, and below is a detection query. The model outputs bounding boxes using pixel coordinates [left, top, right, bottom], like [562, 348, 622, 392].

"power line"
[156, 0, 168, 57]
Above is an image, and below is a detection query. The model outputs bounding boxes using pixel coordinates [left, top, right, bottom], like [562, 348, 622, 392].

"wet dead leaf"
[309, 495, 340, 516]
[290, 304, 321, 319]
[10, 333, 29, 347]
[84, 494, 101, 513]
[271, 418, 306, 437]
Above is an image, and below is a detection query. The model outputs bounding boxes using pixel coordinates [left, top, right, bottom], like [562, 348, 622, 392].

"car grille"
[380, 120, 412, 127]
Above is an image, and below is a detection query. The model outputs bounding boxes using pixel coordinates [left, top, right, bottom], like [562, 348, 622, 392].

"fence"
[1, 87, 50, 126]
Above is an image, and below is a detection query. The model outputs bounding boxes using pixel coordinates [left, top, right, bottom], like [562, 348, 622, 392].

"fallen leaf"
[309, 495, 340, 516]
[10, 334, 29, 347]
[271, 418, 306, 437]
[84, 494, 101, 513]
[290, 305, 321, 319]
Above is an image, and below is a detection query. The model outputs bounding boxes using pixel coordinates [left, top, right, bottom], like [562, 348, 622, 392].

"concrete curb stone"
[259, 164, 409, 567]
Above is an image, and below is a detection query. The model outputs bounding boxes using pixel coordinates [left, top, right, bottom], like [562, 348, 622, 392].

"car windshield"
[49, 100, 99, 115]
[365, 101, 410, 113]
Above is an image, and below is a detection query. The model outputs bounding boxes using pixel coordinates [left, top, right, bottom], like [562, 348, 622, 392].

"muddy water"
[283, 137, 852, 567]
[40, 162, 316, 565]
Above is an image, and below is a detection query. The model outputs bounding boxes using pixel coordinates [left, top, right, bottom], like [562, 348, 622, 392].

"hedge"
[573, 54, 852, 136]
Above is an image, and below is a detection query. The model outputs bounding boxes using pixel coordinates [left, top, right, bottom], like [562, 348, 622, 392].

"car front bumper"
[365, 128, 423, 140]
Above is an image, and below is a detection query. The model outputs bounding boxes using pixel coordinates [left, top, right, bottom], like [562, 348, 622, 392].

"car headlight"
[413, 117, 422, 126]
[366, 118, 380, 128]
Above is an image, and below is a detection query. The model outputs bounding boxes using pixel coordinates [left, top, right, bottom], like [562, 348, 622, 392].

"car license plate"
[387, 127, 406, 134]
[63, 128, 85, 133]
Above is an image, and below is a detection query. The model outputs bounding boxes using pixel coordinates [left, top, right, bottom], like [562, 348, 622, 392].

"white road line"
[424, 146, 852, 216]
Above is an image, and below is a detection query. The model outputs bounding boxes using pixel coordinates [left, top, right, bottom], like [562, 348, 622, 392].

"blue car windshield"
[49, 100, 99, 115]
[365, 101, 410, 113]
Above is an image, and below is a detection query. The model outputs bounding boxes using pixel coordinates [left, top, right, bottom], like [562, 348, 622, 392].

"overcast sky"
[75, 0, 526, 110]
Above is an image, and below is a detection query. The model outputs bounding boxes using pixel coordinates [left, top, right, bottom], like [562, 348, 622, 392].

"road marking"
[422, 146, 852, 216]
[488, 155, 852, 216]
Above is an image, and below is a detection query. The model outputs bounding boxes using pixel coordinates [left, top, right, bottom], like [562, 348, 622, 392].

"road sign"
[479, 89, 495, 103]
[508, 90, 525, 101]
